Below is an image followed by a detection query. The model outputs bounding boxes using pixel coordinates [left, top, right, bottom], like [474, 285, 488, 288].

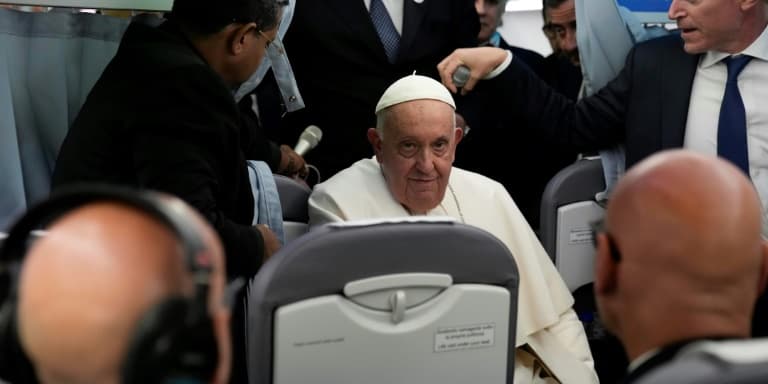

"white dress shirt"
[363, 0, 404, 35]
[685, 26, 768, 236]
[627, 347, 660, 373]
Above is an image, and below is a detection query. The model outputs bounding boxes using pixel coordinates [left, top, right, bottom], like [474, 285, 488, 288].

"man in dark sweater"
[53, 0, 288, 280]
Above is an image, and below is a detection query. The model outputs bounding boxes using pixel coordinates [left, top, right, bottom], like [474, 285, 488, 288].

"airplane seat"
[539, 157, 606, 292]
[635, 338, 768, 384]
[540, 158, 629, 383]
[273, 175, 310, 243]
[0, 8, 128, 230]
[245, 219, 520, 384]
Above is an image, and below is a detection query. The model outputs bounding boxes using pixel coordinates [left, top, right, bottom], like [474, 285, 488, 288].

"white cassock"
[309, 158, 598, 384]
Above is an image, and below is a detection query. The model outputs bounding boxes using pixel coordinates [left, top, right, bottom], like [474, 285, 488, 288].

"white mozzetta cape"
[309, 158, 598, 383]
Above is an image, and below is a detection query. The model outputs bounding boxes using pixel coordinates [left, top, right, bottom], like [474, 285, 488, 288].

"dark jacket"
[52, 20, 266, 279]
[488, 34, 699, 167]
[457, 37, 577, 230]
[542, 52, 583, 101]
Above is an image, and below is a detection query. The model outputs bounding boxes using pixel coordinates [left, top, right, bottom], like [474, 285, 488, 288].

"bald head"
[595, 150, 768, 360]
[16, 198, 229, 384]
[610, 150, 763, 280]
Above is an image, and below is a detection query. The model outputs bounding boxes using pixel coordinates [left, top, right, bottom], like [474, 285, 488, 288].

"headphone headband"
[1, 184, 209, 275]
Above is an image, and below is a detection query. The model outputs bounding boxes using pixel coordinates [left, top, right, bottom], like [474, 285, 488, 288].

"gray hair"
[375, 108, 388, 138]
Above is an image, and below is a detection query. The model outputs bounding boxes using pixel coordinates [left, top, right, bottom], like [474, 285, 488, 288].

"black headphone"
[0, 184, 218, 384]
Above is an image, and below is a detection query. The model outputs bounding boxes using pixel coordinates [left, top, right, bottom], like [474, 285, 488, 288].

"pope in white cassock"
[308, 75, 598, 384]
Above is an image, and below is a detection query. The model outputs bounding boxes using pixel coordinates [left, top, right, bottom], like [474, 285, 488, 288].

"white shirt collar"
[701, 24, 768, 68]
[627, 348, 661, 373]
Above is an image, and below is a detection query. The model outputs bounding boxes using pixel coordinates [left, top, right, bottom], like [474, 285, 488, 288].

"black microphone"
[294, 125, 323, 156]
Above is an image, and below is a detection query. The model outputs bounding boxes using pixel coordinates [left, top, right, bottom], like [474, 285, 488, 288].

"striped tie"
[369, 0, 400, 63]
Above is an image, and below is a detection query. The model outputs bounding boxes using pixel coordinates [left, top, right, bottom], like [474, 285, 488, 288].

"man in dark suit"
[52, 1, 285, 281]
[438, 0, 768, 341]
[438, 0, 767, 184]
[457, 0, 575, 230]
[279, 0, 478, 177]
[592, 150, 768, 383]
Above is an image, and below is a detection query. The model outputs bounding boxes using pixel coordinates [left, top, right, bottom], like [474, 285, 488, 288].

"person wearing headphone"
[0, 186, 232, 384]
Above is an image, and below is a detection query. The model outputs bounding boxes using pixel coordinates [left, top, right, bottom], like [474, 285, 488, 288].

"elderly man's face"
[369, 100, 461, 214]
[668, 0, 748, 54]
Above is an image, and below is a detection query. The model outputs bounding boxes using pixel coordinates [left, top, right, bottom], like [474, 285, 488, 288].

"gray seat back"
[540, 158, 606, 291]
[273, 175, 310, 243]
[636, 338, 768, 384]
[245, 219, 520, 384]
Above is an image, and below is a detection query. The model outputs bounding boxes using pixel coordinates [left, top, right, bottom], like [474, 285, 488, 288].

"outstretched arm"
[437, 47, 510, 94]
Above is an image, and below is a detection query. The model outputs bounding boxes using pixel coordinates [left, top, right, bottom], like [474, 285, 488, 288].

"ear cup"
[0, 269, 12, 349]
[122, 298, 217, 384]
[0, 258, 38, 383]
[0, 304, 38, 383]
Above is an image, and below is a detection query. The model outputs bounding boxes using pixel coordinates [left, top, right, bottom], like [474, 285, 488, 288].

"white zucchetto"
[375, 75, 456, 114]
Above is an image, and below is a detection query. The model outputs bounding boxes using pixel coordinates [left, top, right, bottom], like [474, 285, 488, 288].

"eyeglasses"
[257, 29, 274, 50]
[542, 20, 577, 39]
[590, 218, 622, 263]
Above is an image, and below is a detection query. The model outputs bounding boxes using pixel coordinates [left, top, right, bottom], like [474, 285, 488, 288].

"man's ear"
[757, 240, 768, 295]
[453, 125, 464, 145]
[367, 128, 383, 161]
[594, 233, 618, 296]
[228, 23, 256, 56]
[739, 0, 761, 11]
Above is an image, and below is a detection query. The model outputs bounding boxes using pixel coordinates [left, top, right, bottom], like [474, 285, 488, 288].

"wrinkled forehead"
[384, 100, 455, 136]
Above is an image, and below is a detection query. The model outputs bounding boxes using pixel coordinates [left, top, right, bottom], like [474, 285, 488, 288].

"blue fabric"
[0, 8, 127, 230]
[234, 0, 304, 112]
[575, 0, 671, 198]
[247, 160, 285, 245]
[369, 0, 400, 63]
[486, 31, 502, 48]
[717, 55, 753, 175]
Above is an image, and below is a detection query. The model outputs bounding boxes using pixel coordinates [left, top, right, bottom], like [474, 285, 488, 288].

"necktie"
[369, 0, 400, 63]
[717, 55, 753, 175]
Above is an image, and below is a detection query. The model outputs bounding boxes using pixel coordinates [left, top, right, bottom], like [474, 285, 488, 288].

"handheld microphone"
[452, 65, 471, 88]
[294, 125, 323, 156]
